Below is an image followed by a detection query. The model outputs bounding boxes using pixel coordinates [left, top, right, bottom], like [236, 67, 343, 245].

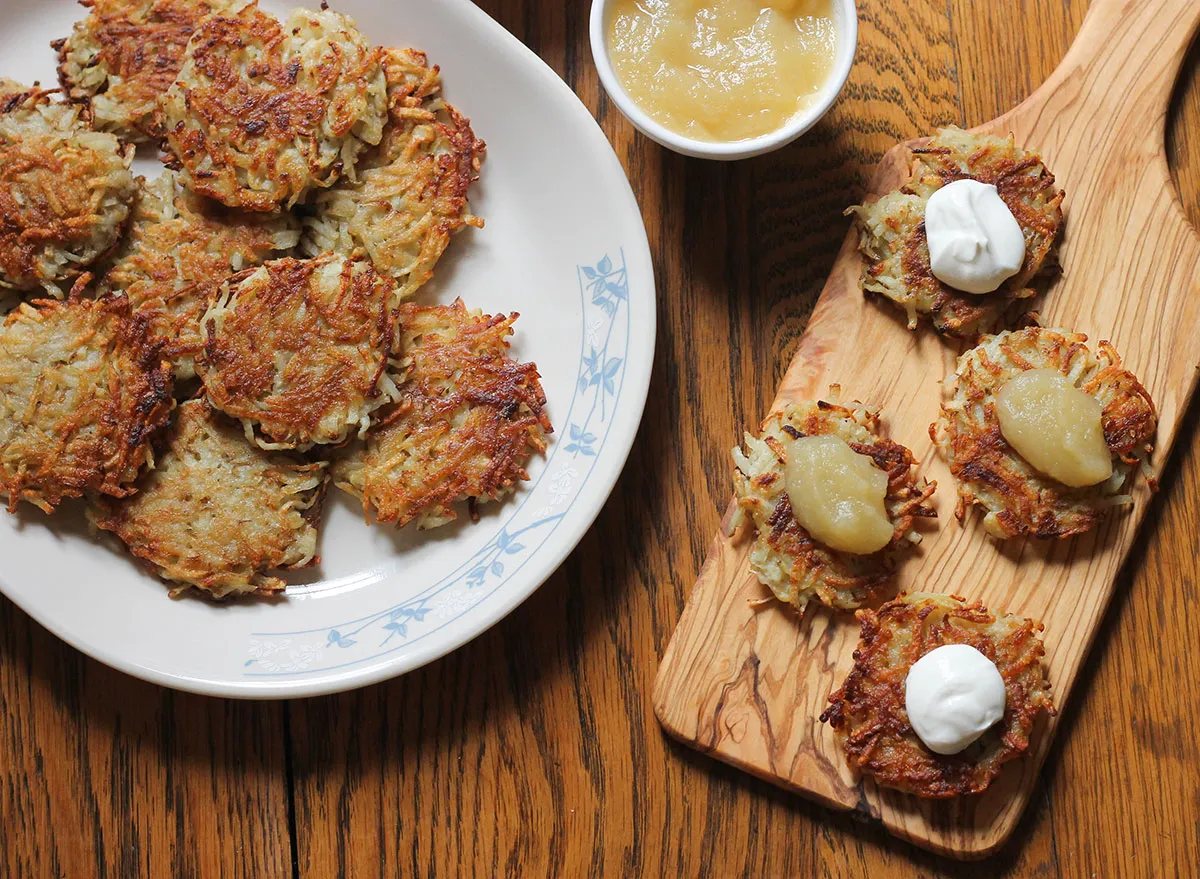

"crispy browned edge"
[159, 4, 384, 212]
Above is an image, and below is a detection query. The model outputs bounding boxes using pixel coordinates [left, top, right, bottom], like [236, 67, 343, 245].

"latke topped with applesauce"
[103, 170, 299, 379]
[90, 398, 324, 597]
[849, 127, 1064, 337]
[198, 253, 402, 450]
[821, 592, 1055, 798]
[0, 81, 136, 294]
[54, 0, 239, 142]
[732, 393, 936, 613]
[932, 326, 1157, 539]
[0, 294, 172, 512]
[301, 47, 484, 299]
[159, 3, 387, 211]
[333, 300, 551, 529]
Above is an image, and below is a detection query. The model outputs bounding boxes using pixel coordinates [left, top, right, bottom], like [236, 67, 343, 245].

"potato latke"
[732, 394, 936, 612]
[159, 3, 387, 211]
[103, 170, 299, 379]
[90, 398, 323, 597]
[932, 326, 1157, 539]
[821, 592, 1055, 798]
[849, 127, 1064, 336]
[333, 300, 550, 529]
[0, 82, 136, 294]
[199, 253, 401, 449]
[301, 47, 484, 298]
[0, 295, 172, 512]
[54, 0, 237, 142]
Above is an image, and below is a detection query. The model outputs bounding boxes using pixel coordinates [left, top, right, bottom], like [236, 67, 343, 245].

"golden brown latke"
[333, 300, 551, 529]
[0, 83, 136, 294]
[159, 3, 387, 211]
[732, 394, 936, 612]
[103, 170, 299, 379]
[198, 253, 401, 449]
[53, 0, 237, 142]
[90, 399, 324, 597]
[932, 327, 1157, 539]
[0, 295, 172, 513]
[821, 592, 1055, 798]
[301, 47, 484, 298]
[849, 127, 1064, 336]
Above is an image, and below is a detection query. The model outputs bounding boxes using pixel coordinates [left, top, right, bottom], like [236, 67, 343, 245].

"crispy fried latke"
[199, 253, 401, 449]
[0, 82, 136, 294]
[731, 393, 936, 612]
[89, 398, 324, 597]
[820, 592, 1055, 798]
[103, 170, 299, 379]
[333, 300, 551, 529]
[159, 3, 387, 211]
[301, 47, 484, 298]
[932, 326, 1157, 539]
[848, 127, 1064, 336]
[54, 0, 238, 142]
[0, 295, 173, 512]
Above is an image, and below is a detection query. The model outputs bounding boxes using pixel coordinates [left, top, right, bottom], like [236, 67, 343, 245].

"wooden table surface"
[3, 0, 1198, 875]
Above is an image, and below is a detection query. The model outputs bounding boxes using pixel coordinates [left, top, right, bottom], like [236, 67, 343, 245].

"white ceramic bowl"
[590, 0, 858, 160]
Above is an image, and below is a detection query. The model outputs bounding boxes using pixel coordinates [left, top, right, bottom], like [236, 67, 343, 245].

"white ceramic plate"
[0, 0, 654, 697]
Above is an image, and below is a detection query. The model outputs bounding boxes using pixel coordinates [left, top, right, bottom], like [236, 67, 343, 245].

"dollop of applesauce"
[995, 368, 1113, 488]
[784, 434, 894, 555]
[606, 0, 837, 143]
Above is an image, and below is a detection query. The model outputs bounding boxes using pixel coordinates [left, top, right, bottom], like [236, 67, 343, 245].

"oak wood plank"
[0, 598, 294, 878]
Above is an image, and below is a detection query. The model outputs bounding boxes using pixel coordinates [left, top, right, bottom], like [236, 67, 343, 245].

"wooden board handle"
[1002, 0, 1200, 148]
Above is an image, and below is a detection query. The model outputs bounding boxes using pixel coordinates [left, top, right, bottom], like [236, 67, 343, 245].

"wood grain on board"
[1, 0, 1199, 876]
[654, 0, 1200, 860]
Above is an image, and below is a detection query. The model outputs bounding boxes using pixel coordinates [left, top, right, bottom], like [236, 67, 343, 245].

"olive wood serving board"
[652, 0, 1200, 860]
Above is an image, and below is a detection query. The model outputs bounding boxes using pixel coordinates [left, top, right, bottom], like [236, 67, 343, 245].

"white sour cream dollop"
[904, 643, 1007, 755]
[924, 178, 1026, 294]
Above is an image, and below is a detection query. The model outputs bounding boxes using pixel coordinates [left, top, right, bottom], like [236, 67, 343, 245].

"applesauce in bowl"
[590, 0, 856, 159]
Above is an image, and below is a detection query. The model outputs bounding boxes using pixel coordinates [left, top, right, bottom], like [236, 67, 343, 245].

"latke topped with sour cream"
[848, 127, 1063, 337]
[821, 592, 1055, 798]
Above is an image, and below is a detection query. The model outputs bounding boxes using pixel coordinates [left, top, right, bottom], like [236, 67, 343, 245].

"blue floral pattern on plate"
[244, 250, 631, 676]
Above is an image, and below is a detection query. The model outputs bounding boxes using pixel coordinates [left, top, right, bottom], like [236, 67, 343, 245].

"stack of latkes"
[0, 1, 552, 598]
